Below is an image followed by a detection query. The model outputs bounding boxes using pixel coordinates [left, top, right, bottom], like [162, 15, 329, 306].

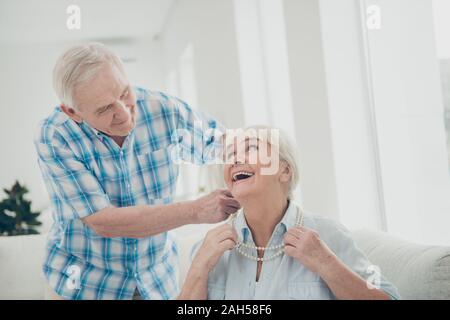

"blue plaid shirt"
[34, 87, 225, 300]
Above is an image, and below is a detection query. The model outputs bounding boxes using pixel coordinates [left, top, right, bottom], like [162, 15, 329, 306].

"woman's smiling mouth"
[232, 171, 255, 183]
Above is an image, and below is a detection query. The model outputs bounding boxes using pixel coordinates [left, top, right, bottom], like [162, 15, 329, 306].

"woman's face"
[223, 136, 289, 201]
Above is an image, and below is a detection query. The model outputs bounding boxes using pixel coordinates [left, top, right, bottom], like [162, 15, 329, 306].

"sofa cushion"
[0, 234, 47, 299]
[351, 229, 450, 299]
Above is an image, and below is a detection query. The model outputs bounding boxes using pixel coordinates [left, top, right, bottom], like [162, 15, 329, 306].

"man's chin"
[116, 130, 132, 137]
[112, 123, 134, 136]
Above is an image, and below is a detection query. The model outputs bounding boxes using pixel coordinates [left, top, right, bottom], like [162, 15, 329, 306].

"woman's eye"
[247, 145, 258, 152]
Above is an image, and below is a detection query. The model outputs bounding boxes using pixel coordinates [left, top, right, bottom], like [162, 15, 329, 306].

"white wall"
[283, 0, 340, 220]
[283, 0, 450, 246]
[0, 38, 164, 211]
[364, 0, 450, 245]
[160, 0, 244, 128]
[433, 0, 450, 59]
[0, 42, 62, 211]
[282, 0, 385, 228]
[158, 0, 246, 212]
[317, 0, 385, 229]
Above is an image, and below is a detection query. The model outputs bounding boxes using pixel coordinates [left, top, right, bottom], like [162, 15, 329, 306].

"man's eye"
[121, 91, 129, 99]
[99, 105, 113, 115]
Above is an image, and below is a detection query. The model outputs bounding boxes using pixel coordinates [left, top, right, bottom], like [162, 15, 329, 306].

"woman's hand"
[192, 223, 238, 272]
[178, 223, 237, 300]
[284, 226, 337, 275]
[284, 226, 392, 300]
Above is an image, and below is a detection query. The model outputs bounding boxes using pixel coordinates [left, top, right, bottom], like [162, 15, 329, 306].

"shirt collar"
[80, 122, 107, 141]
[88, 125, 103, 138]
[233, 200, 300, 242]
[79, 121, 136, 147]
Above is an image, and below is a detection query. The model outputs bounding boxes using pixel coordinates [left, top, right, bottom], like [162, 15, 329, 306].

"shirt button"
[127, 183, 131, 189]
[134, 273, 138, 278]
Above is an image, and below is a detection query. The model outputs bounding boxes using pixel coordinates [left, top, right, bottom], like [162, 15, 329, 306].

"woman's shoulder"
[299, 207, 354, 249]
[300, 208, 367, 262]
[300, 207, 347, 231]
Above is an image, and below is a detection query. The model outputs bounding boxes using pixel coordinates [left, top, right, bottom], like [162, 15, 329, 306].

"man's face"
[65, 62, 137, 137]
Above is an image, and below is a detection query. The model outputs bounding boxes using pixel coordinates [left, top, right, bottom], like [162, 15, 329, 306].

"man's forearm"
[83, 200, 199, 238]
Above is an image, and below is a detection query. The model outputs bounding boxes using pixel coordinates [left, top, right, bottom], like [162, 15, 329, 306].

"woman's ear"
[279, 162, 292, 183]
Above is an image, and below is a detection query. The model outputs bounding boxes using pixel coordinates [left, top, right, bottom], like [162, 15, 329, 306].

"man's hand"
[193, 189, 241, 224]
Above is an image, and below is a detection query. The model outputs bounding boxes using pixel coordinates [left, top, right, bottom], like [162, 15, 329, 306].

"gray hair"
[244, 125, 300, 199]
[53, 42, 125, 109]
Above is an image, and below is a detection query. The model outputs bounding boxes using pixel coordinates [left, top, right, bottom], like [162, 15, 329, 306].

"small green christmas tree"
[0, 181, 41, 236]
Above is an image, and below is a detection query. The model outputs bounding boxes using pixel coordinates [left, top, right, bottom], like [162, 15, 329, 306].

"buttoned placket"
[86, 125, 139, 283]
[242, 223, 286, 299]
[120, 148, 140, 282]
[103, 133, 139, 285]
[119, 130, 136, 201]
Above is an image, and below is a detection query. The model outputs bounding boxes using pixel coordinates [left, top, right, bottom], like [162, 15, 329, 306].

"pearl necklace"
[230, 206, 304, 262]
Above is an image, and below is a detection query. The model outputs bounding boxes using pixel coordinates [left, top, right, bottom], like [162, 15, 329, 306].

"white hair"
[53, 42, 125, 109]
[244, 125, 300, 199]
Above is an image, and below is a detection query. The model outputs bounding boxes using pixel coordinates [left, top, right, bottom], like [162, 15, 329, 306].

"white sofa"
[352, 229, 450, 299]
[0, 234, 47, 299]
[1, 228, 449, 299]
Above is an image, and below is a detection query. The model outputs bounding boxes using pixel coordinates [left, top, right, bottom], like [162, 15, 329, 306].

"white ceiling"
[0, 0, 175, 45]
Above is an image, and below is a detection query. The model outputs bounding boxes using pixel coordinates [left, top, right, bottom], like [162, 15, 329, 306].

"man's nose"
[114, 100, 129, 117]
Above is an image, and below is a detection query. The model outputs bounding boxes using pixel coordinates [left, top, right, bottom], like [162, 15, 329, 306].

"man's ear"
[60, 104, 83, 123]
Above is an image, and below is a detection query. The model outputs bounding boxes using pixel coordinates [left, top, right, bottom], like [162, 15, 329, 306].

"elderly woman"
[179, 127, 399, 300]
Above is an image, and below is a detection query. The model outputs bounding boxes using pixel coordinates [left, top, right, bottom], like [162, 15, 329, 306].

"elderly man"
[34, 43, 240, 300]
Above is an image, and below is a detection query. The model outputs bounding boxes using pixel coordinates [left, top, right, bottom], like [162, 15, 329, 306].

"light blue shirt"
[201, 201, 400, 300]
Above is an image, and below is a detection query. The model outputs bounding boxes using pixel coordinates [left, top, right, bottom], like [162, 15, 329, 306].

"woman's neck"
[242, 194, 289, 248]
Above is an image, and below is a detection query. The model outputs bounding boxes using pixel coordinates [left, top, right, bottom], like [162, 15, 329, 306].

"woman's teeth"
[232, 171, 255, 182]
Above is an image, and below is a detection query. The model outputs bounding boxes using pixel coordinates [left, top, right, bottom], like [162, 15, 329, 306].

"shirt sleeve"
[34, 134, 110, 222]
[170, 96, 226, 165]
[326, 222, 401, 300]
